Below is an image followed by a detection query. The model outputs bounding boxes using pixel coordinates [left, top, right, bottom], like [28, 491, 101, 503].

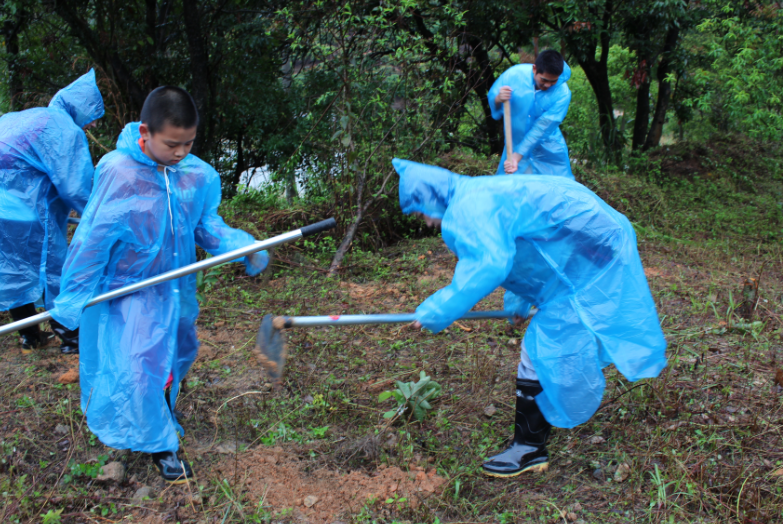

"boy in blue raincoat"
[0, 69, 104, 353]
[393, 158, 666, 478]
[488, 50, 574, 178]
[50, 87, 269, 483]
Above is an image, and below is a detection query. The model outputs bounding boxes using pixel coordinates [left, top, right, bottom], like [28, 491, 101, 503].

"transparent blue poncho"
[50, 123, 268, 453]
[0, 69, 104, 310]
[394, 159, 666, 428]
[488, 63, 574, 179]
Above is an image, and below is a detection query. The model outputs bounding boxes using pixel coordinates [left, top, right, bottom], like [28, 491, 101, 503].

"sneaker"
[151, 450, 194, 484]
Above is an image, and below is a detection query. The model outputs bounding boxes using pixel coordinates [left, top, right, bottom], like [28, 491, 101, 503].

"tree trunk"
[579, 55, 619, 156]
[181, 0, 211, 156]
[643, 24, 680, 150]
[631, 60, 652, 151]
[1, 12, 24, 111]
[52, 2, 147, 110]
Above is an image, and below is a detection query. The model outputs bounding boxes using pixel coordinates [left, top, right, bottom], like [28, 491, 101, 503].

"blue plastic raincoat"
[488, 63, 573, 178]
[394, 159, 666, 428]
[0, 69, 104, 310]
[50, 123, 269, 453]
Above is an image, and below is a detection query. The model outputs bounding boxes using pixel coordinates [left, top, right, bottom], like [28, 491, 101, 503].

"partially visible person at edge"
[0, 69, 104, 355]
[393, 158, 667, 478]
[488, 49, 574, 179]
[49, 86, 269, 484]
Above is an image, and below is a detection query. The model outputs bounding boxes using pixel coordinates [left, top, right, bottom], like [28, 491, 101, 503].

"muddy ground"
[1, 227, 782, 523]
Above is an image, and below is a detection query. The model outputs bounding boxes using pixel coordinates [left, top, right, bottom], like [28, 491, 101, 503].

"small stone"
[54, 424, 69, 435]
[586, 435, 605, 445]
[191, 494, 203, 505]
[483, 404, 497, 417]
[592, 468, 605, 482]
[96, 461, 125, 482]
[303, 394, 314, 404]
[132, 486, 154, 502]
[567, 512, 577, 521]
[614, 463, 631, 482]
[572, 502, 582, 511]
[303, 495, 318, 507]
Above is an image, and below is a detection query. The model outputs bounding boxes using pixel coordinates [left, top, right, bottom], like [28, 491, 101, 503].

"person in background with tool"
[393, 158, 666, 478]
[0, 69, 104, 354]
[489, 49, 574, 178]
[49, 86, 269, 483]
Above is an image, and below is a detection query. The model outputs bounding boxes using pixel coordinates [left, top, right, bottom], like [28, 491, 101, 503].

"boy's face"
[139, 122, 197, 166]
[532, 65, 560, 91]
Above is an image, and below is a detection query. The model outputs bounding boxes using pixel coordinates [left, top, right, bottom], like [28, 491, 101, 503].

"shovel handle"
[503, 100, 513, 158]
[277, 310, 514, 328]
[0, 219, 337, 337]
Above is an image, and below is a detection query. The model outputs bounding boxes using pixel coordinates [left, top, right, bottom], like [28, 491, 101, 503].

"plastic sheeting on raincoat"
[0, 69, 104, 310]
[393, 158, 666, 428]
[487, 63, 574, 179]
[50, 122, 269, 453]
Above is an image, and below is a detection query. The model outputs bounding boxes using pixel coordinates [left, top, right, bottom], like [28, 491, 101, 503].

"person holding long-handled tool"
[393, 158, 666, 478]
[28, 85, 332, 484]
[0, 69, 104, 354]
[490, 50, 574, 179]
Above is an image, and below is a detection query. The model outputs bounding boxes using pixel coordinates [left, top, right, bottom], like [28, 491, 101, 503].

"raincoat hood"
[116, 122, 160, 166]
[48, 69, 105, 128]
[393, 158, 457, 219]
[549, 62, 571, 88]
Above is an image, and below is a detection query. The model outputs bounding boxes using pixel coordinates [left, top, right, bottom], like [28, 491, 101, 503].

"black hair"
[139, 86, 199, 134]
[534, 50, 564, 77]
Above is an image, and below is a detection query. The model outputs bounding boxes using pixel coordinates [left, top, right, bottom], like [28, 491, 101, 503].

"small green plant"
[196, 254, 226, 302]
[41, 509, 63, 524]
[379, 371, 441, 422]
[62, 454, 109, 484]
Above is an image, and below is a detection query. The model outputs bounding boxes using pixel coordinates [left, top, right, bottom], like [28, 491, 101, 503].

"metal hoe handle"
[0, 219, 337, 337]
[278, 310, 514, 328]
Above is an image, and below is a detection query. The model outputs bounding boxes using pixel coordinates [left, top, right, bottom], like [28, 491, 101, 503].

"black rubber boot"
[50, 319, 79, 355]
[164, 387, 186, 423]
[151, 450, 194, 484]
[482, 378, 551, 478]
[10, 303, 54, 350]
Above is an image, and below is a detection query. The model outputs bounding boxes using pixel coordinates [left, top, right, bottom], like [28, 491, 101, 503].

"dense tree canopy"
[2, 0, 782, 268]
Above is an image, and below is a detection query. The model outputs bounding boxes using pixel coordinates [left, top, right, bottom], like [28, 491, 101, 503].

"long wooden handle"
[503, 100, 513, 157]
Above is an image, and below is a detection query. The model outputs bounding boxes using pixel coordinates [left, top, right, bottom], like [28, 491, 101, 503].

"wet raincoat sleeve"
[193, 169, 268, 276]
[515, 86, 571, 159]
[503, 290, 533, 319]
[37, 115, 94, 214]
[415, 207, 515, 333]
[50, 162, 129, 330]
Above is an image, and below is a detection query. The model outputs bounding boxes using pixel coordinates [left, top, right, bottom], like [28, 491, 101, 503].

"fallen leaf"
[587, 435, 605, 445]
[303, 495, 319, 507]
[772, 468, 783, 477]
[775, 369, 783, 387]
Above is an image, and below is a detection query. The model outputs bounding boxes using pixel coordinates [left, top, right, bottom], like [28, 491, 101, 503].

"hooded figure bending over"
[0, 69, 104, 353]
[393, 158, 666, 478]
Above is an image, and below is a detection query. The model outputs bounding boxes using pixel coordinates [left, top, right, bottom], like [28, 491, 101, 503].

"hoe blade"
[253, 314, 287, 382]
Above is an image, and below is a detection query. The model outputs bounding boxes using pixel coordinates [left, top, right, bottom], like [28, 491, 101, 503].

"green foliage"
[61, 454, 109, 485]
[41, 509, 63, 524]
[379, 371, 441, 422]
[682, 2, 783, 142]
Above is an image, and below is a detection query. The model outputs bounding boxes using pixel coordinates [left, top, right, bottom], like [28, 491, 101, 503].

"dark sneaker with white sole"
[151, 450, 194, 484]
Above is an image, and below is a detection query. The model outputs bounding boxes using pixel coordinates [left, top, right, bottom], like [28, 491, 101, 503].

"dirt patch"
[216, 446, 446, 522]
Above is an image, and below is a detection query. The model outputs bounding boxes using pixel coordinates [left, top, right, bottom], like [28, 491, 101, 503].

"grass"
[0, 138, 782, 523]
